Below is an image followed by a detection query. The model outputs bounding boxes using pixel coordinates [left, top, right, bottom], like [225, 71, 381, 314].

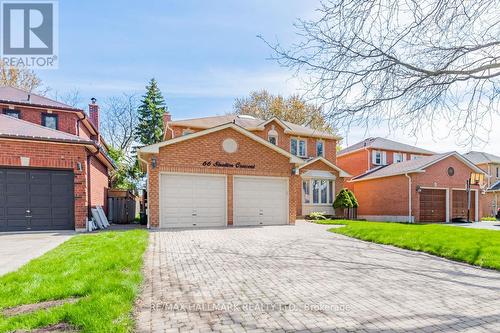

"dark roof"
[464, 151, 500, 165]
[488, 181, 500, 191]
[0, 114, 92, 144]
[0, 86, 81, 111]
[338, 137, 435, 156]
[351, 152, 485, 181]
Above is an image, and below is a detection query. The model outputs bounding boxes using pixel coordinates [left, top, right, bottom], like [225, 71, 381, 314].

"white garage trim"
[233, 175, 289, 226]
[159, 172, 227, 228]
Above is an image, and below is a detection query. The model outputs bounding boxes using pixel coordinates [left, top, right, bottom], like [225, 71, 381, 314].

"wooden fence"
[107, 189, 138, 224]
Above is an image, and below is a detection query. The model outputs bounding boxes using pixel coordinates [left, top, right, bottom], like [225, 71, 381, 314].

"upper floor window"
[291, 137, 307, 157]
[3, 109, 20, 118]
[372, 150, 387, 165]
[497, 167, 499, 178]
[42, 113, 58, 130]
[410, 154, 422, 160]
[268, 125, 278, 145]
[316, 140, 324, 157]
[393, 152, 405, 163]
[182, 129, 194, 136]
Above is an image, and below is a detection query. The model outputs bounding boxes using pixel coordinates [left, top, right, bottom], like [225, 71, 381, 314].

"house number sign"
[202, 161, 255, 169]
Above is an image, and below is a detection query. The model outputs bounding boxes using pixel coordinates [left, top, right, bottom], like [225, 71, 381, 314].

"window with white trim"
[302, 179, 335, 204]
[291, 137, 307, 157]
[410, 154, 422, 160]
[316, 140, 324, 157]
[372, 150, 386, 165]
[393, 152, 405, 163]
[268, 125, 279, 145]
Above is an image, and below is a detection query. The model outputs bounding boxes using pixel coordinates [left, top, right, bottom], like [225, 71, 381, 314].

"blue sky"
[38, 0, 500, 154]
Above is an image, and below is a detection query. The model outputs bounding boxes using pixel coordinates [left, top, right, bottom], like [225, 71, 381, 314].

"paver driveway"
[136, 221, 500, 332]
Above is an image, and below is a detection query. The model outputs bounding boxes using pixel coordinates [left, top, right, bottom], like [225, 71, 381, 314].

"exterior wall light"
[416, 185, 422, 193]
[151, 157, 157, 169]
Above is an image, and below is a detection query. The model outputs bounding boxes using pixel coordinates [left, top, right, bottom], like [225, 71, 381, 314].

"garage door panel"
[234, 177, 288, 226]
[0, 168, 74, 231]
[160, 174, 226, 228]
[419, 189, 446, 222]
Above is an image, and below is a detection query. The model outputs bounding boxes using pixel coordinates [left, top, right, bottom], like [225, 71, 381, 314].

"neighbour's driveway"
[0, 231, 74, 276]
[136, 221, 500, 333]
[448, 222, 500, 231]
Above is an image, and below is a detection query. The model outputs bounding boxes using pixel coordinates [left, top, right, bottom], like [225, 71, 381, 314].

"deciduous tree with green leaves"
[135, 78, 167, 145]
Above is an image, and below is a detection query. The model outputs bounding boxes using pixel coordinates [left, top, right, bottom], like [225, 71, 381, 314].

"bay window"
[302, 178, 335, 205]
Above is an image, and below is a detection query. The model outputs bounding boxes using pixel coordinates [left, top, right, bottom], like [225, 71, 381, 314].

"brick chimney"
[163, 112, 172, 139]
[89, 97, 99, 131]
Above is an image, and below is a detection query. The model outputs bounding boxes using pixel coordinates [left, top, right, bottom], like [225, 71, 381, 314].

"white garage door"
[160, 174, 226, 228]
[233, 177, 288, 226]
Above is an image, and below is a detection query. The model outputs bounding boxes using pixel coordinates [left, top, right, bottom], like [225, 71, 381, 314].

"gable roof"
[298, 157, 351, 177]
[350, 152, 485, 182]
[0, 114, 92, 144]
[138, 122, 305, 164]
[0, 86, 81, 112]
[168, 114, 341, 140]
[463, 151, 500, 165]
[338, 137, 435, 157]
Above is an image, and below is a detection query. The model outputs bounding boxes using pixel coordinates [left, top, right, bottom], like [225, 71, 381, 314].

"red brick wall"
[146, 127, 296, 228]
[89, 156, 109, 213]
[2, 105, 80, 135]
[337, 149, 370, 178]
[482, 192, 499, 217]
[169, 121, 338, 163]
[0, 139, 88, 228]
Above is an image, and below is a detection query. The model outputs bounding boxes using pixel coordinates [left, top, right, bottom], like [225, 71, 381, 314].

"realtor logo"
[1, 0, 58, 68]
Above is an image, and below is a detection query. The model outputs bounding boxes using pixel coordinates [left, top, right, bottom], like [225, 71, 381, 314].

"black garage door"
[0, 168, 74, 231]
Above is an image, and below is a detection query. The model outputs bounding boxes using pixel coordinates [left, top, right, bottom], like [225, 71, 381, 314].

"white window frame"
[291, 137, 307, 157]
[302, 178, 335, 205]
[410, 154, 422, 160]
[372, 150, 386, 165]
[268, 133, 278, 145]
[393, 152, 405, 163]
[316, 140, 324, 157]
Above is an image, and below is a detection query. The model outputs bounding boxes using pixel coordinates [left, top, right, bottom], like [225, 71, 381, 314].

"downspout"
[405, 173, 412, 223]
[364, 146, 370, 171]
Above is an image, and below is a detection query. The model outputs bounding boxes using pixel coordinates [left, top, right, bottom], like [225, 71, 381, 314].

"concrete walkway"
[135, 221, 500, 332]
[0, 231, 74, 276]
[448, 221, 500, 230]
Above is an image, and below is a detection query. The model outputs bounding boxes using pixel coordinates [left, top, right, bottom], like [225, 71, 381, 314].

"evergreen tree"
[333, 189, 353, 209]
[135, 78, 167, 145]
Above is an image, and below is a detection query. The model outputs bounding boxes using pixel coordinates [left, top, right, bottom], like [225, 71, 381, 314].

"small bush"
[307, 212, 327, 220]
[482, 216, 497, 221]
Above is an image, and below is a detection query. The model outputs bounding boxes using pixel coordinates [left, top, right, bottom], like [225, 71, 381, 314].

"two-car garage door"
[159, 174, 288, 228]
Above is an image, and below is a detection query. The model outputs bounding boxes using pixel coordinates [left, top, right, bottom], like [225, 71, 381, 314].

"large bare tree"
[262, 0, 500, 145]
[234, 89, 334, 132]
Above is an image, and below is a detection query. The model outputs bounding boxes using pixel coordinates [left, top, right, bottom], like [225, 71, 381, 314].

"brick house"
[138, 114, 350, 228]
[0, 87, 115, 231]
[464, 151, 500, 217]
[349, 152, 486, 222]
[337, 137, 435, 179]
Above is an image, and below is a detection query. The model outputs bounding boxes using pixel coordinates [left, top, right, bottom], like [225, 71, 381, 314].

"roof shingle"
[464, 151, 500, 165]
[0, 86, 80, 111]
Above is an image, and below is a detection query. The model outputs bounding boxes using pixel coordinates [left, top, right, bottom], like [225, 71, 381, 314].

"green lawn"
[315, 220, 500, 270]
[0, 230, 148, 333]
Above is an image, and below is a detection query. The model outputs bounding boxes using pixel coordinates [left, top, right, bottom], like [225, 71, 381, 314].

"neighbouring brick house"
[138, 114, 350, 228]
[337, 137, 435, 180]
[349, 152, 486, 222]
[0, 87, 115, 231]
[464, 151, 500, 217]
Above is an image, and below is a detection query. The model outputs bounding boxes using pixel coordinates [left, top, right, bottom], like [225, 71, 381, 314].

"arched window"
[268, 125, 278, 145]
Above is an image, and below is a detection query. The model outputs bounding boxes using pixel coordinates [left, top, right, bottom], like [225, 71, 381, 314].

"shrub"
[482, 216, 497, 221]
[333, 189, 353, 209]
[308, 212, 327, 220]
[347, 190, 359, 208]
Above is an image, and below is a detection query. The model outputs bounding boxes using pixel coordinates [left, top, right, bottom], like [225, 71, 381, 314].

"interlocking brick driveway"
[135, 221, 500, 332]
